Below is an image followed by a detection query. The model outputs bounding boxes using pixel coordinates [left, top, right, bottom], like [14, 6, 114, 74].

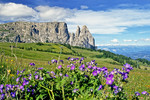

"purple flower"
[73, 89, 79, 93]
[92, 70, 98, 76]
[70, 81, 73, 85]
[50, 71, 55, 75]
[70, 58, 74, 61]
[106, 77, 114, 85]
[28, 76, 32, 80]
[122, 72, 128, 80]
[88, 65, 92, 69]
[39, 77, 43, 80]
[122, 67, 125, 71]
[51, 59, 57, 63]
[16, 77, 20, 82]
[30, 63, 35, 66]
[59, 73, 63, 76]
[135, 92, 140, 96]
[58, 65, 62, 69]
[1, 94, 5, 99]
[27, 88, 30, 92]
[19, 85, 24, 91]
[70, 65, 75, 70]
[92, 66, 97, 70]
[81, 57, 84, 61]
[67, 57, 70, 60]
[114, 90, 119, 95]
[142, 91, 148, 95]
[0, 84, 4, 89]
[98, 85, 103, 90]
[17, 70, 19, 75]
[35, 75, 38, 79]
[11, 92, 16, 98]
[123, 63, 131, 69]
[65, 74, 69, 77]
[113, 85, 118, 90]
[59, 60, 64, 63]
[38, 67, 43, 70]
[0, 89, 3, 93]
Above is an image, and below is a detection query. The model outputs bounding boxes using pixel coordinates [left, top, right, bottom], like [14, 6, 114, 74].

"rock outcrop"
[0, 21, 95, 49]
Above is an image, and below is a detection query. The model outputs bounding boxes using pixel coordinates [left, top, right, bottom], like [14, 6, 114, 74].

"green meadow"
[0, 42, 150, 99]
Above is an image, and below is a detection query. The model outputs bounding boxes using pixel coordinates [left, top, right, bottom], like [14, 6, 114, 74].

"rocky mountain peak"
[0, 21, 95, 49]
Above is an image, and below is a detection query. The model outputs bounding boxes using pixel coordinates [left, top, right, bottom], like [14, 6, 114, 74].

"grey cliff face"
[0, 21, 95, 49]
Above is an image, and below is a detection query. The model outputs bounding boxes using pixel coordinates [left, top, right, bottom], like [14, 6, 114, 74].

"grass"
[0, 42, 150, 99]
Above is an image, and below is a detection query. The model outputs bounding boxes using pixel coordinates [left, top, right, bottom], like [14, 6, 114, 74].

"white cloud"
[35, 6, 74, 22]
[0, 3, 37, 21]
[111, 39, 119, 43]
[123, 39, 133, 42]
[80, 5, 88, 9]
[1, 3, 150, 35]
[141, 38, 150, 41]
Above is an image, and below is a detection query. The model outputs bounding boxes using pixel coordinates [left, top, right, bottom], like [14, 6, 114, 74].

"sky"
[0, 0, 150, 46]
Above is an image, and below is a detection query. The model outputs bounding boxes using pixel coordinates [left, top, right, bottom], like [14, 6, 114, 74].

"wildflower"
[28, 76, 32, 80]
[17, 70, 19, 75]
[59, 73, 63, 76]
[70, 81, 73, 85]
[113, 85, 118, 90]
[19, 85, 24, 91]
[88, 65, 92, 69]
[98, 85, 103, 90]
[50, 71, 55, 75]
[7, 69, 11, 74]
[92, 66, 97, 70]
[67, 57, 70, 60]
[114, 90, 119, 95]
[92, 70, 98, 76]
[1, 94, 5, 99]
[38, 67, 43, 70]
[106, 77, 114, 85]
[70, 58, 74, 61]
[0, 84, 4, 89]
[142, 91, 148, 95]
[10, 74, 14, 77]
[65, 74, 69, 77]
[135, 92, 140, 96]
[70, 65, 75, 70]
[60, 60, 64, 63]
[58, 65, 62, 69]
[51, 59, 57, 63]
[73, 89, 79, 93]
[16, 77, 20, 82]
[30, 63, 35, 66]
[11, 92, 16, 98]
[39, 77, 43, 80]
[35, 75, 38, 79]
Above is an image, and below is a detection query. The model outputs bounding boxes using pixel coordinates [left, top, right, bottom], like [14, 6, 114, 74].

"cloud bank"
[1, 3, 150, 35]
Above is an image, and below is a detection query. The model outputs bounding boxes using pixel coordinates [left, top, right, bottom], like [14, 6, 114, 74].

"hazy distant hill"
[98, 45, 150, 61]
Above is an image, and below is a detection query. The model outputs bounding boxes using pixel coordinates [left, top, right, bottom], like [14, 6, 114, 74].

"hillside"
[0, 42, 150, 99]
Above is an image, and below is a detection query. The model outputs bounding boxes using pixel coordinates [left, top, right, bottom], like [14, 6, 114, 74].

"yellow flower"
[11, 60, 13, 62]
[6, 59, 8, 61]
[7, 69, 11, 74]
[2, 65, 3, 68]
[10, 74, 14, 77]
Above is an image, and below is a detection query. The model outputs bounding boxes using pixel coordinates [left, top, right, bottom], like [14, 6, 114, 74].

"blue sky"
[0, 0, 150, 46]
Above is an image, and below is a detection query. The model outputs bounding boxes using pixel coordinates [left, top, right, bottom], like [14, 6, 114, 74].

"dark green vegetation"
[0, 42, 150, 99]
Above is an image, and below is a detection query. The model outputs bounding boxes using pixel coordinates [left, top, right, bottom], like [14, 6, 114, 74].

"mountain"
[0, 21, 95, 49]
[98, 45, 150, 61]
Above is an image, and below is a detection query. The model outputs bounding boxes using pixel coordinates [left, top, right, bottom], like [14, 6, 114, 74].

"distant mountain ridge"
[0, 21, 95, 49]
[98, 45, 150, 61]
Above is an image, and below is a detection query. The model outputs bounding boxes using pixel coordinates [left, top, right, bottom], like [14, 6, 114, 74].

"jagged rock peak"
[0, 21, 95, 49]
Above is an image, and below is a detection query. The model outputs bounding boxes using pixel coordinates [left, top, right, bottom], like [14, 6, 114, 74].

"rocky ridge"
[0, 21, 95, 49]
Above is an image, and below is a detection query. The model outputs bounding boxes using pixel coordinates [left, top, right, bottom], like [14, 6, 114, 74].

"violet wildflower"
[28, 76, 32, 80]
[39, 77, 43, 80]
[1, 94, 5, 99]
[70, 81, 73, 85]
[65, 74, 69, 77]
[123, 63, 131, 69]
[51, 59, 57, 63]
[17, 70, 19, 75]
[11, 92, 16, 98]
[114, 90, 119, 95]
[67, 57, 70, 60]
[142, 91, 148, 95]
[19, 85, 24, 91]
[59, 73, 63, 76]
[70, 65, 75, 70]
[59, 60, 64, 63]
[58, 65, 62, 69]
[70, 58, 74, 61]
[38, 67, 43, 70]
[88, 65, 92, 69]
[73, 89, 79, 93]
[35, 75, 38, 79]
[98, 85, 103, 90]
[135, 92, 140, 96]
[50, 71, 55, 75]
[92, 70, 98, 76]
[16, 77, 20, 82]
[0, 89, 3, 93]
[106, 77, 114, 85]
[0, 84, 4, 89]
[92, 66, 97, 70]
[113, 85, 118, 90]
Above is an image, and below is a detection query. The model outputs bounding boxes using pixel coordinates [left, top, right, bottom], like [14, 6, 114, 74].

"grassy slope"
[0, 42, 150, 97]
